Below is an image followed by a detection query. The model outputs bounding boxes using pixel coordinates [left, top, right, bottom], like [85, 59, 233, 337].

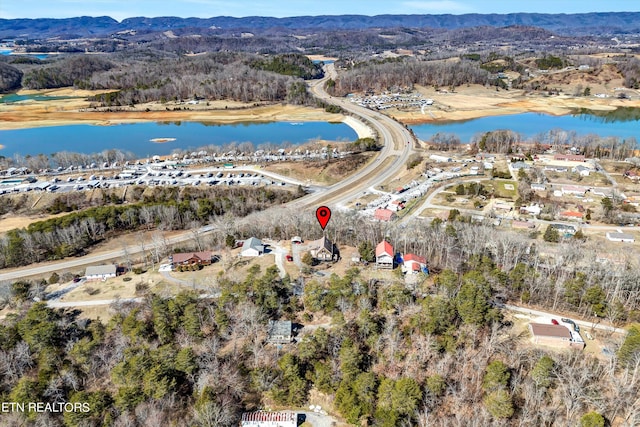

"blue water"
[411, 112, 640, 143]
[0, 93, 76, 103]
[0, 121, 357, 157]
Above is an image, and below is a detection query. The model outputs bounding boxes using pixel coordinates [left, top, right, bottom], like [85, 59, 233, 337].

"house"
[85, 265, 117, 281]
[606, 232, 635, 243]
[375, 240, 394, 269]
[561, 185, 587, 196]
[267, 320, 292, 344]
[388, 200, 405, 212]
[520, 205, 541, 215]
[512, 220, 536, 229]
[529, 323, 584, 349]
[241, 237, 265, 257]
[309, 236, 336, 261]
[429, 154, 452, 163]
[531, 183, 546, 191]
[551, 223, 577, 235]
[374, 208, 396, 222]
[494, 201, 513, 211]
[560, 211, 583, 220]
[241, 411, 297, 427]
[554, 154, 585, 162]
[402, 253, 427, 274]
[170, 251, 213, 266]
[572, 165, 592, 176]
[509, 161, 531, 170]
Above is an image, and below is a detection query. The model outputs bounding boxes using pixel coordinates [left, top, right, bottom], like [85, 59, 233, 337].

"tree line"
[327, 57, 492, 95]
[0, 186, 299, 269]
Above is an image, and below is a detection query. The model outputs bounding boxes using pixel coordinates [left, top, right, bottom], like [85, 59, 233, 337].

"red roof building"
[170, 251, 213, 266]
[375, 240, 394, 269]
[560, 211, 583, 220]
[374, 208, 396, 222]
[403, 253, 427, 273]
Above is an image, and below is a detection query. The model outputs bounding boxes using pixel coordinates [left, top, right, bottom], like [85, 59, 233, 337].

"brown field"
[0, 88, 344, 130]
[264, 152, 375, 185]
[389, 83, 640, 125]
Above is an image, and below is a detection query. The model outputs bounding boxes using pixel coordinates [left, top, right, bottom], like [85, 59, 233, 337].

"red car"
[285, 255, 293, 262]
[551, 319, 559, 325]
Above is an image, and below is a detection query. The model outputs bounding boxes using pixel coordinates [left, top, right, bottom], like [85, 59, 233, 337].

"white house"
[429, 154, 452, 163]
[402, 253, 427, 274]
[520, 204, 541, 215]
[85, 265, 117, 281]
[531, 183, 546, 191]
[572, 165, 592, 176]
[241, 237, 265, 257]
[375, 240, 394, 269]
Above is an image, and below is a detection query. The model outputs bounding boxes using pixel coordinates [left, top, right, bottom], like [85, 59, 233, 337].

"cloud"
[402, 1, 474, 13]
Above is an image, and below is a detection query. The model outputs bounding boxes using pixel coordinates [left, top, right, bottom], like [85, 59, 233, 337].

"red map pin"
[316, 206, 332, 230]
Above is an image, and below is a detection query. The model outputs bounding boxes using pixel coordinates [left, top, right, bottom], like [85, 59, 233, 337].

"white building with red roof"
[376, 240, 394, 269]
[402, 253, 427, 274]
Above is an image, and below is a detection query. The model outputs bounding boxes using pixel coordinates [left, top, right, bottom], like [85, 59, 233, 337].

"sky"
[0, 0, 637, 21]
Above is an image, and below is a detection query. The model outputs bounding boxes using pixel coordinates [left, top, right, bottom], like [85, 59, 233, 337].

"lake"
[0, 93, 77, 103]
[411, 111, 640, 143]
[0, 121, 358, 158]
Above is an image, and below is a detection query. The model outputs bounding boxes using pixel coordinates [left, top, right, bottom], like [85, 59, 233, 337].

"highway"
[0, 63, 416, 282]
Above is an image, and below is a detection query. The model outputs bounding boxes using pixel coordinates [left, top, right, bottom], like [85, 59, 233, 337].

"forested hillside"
[12, 52, 321, 106]
[0, 62, 23, 93]
[2, 247, 639, 426]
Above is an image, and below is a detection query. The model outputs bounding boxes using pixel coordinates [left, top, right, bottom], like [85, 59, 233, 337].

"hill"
[1, 12, 640, 38]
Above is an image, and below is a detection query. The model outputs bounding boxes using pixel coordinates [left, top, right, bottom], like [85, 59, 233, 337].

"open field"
[388, 84, 640, 124]
[263, 152, 375, 186]
[482, 179, 518, 198]
[544, 171, 611, 186]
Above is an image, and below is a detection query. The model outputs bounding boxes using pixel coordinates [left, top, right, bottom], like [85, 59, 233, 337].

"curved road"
[0, 63, 415, 282]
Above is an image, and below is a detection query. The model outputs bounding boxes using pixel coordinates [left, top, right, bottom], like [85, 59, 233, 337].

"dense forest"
[12, 52, 323, 106]
[328, 57, 492, 95]
[1, 221, 639, 426]
[0, 62, 23, 93]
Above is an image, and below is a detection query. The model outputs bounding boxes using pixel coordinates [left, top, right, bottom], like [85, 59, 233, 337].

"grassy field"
[264, 152, 375, 185]
[481, 179, 518, 199]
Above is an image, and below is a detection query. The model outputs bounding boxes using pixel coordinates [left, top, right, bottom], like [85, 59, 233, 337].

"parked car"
[551, 319, 559, 325]
[285, 255, 293, 262]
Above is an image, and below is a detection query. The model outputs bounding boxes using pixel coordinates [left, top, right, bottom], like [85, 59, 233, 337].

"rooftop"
[530, 323, 572, 339]
[85, 265, 116, 276]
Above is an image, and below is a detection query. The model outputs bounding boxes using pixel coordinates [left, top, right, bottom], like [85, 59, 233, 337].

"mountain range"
[1, 12, 639, 39]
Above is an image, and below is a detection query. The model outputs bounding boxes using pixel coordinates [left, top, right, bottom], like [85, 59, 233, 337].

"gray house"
[267, 320, 292, 344]
[85, 265, 117, 281]
[309, 236, 335, 261]
[241, 237, 265, 257]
